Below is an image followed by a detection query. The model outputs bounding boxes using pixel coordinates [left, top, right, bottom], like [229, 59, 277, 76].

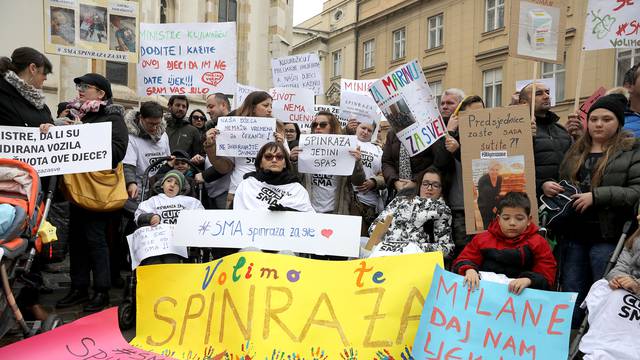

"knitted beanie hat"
[587, 93, 628, 127]
[162, 170, 186, 191]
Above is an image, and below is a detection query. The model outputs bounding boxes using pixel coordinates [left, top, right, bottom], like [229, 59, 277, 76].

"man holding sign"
[290, 111, 366, 214]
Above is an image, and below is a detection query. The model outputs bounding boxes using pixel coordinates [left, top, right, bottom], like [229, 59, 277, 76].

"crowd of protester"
[2, 46, 640, 351]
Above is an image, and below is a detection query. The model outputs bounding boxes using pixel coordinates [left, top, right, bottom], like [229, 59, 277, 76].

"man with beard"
[165, 95, 203, 163]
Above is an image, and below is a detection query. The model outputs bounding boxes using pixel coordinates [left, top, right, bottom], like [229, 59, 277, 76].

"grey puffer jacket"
[560, 139, 640, 242]
[606, 237, 640, 285]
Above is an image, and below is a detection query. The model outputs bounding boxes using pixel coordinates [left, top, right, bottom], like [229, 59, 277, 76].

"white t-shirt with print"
[134, 193, 204, 225]
[123, 134, 171, 187]
[355, 140, 382, 207]
[234, 176, 314, 212]
[310, 174, 339, 213]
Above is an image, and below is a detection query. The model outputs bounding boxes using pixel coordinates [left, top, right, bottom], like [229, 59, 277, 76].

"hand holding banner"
[298, 134, 357, 176]
[126, 224, 187, 270]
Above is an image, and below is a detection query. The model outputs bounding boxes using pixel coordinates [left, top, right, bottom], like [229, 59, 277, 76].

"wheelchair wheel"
[118, 300, 135, 331]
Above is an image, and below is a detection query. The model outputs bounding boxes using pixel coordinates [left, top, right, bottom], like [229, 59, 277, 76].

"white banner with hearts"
[173, 210, 362, 257]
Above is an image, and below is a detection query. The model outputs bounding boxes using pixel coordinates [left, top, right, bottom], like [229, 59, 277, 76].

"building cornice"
[475, 46, 509, 62]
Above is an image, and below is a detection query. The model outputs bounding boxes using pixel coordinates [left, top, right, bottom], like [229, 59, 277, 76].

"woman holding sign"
[542, 94, 640, 328]
[234, 142, 314, 212]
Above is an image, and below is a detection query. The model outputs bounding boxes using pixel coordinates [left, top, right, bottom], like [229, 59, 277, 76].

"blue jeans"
[561, 240, 614, 328]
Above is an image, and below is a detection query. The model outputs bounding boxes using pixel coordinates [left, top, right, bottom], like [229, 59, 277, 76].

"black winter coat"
[0, 76, 53, 127]
[81, 104, 129, 168]
[560, 140, 640, 243]
[533, 111, 572, 198]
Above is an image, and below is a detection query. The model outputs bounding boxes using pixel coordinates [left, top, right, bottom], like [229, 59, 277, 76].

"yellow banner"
[132, 252, 443, 359]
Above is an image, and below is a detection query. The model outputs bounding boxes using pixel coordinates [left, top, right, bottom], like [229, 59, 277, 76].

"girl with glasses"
[368, 167, 453, 258]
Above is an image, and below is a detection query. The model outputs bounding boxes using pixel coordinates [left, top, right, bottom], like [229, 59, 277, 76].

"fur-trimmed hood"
[124, 108, 167, 142]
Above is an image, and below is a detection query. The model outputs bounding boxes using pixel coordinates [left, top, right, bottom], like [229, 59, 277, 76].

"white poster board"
[341, 78, 377, 95]
[174, 210, 361, 257]
[339, 91, 378, 124]
[508, 0, 567, 63]
[516, 78, 556, 106]
[0, 123, 111, 176]
[271, 53, 323, 96]
[234, 83, 261, 108]
[216, 117, 276, 157]
[137, 22, 237, 96]
[369, 59, 446, 156]
[298, 134, 357, 176]
[584, 0, 640, 50]
[269, 87, 315, 126]
[126, 224, 187, 270]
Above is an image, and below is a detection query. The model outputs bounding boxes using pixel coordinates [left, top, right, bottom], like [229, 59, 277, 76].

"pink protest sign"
[578, 86, 606, 128]
[0, 307, 187, 360]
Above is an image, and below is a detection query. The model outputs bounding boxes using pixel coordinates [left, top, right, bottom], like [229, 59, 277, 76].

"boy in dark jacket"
[453, 192, 557, 294]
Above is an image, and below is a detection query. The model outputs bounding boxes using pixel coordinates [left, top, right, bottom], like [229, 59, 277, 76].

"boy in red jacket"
[453, 192, 557, 294]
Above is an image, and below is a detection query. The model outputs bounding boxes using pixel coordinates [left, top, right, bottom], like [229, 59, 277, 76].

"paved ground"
[0, 258, 135, 346]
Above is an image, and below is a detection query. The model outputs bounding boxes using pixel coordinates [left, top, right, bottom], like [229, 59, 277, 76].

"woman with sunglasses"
[233, 142, 314, 212]
[368, 167, 453, 258]
[289, 111, 366, 215]
[55, 73, 128, 312]
[189, 109, 207, 137]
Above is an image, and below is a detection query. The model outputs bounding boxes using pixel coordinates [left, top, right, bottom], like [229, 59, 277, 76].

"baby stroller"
[0, 159, 61, 339]
[118, 156, 204, 330]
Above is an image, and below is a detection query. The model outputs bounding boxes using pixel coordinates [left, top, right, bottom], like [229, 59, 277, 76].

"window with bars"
[428, 14, 444, 49]
[483, 68, 502, 108]
[332, 50, 342, 77]
[363, 39, 375, 69]
[616, 48, 640, 86]
[392, 28, 406, 60]
[485, 0, 505, 32]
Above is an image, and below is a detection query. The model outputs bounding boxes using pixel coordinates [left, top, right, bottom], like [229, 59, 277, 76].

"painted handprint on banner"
[590, 9, 616, 39]
[340, 347, 358, 360]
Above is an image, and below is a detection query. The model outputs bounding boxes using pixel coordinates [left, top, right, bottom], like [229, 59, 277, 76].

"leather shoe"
[56, 289, 89, 308]
[83, 292, 109, 313]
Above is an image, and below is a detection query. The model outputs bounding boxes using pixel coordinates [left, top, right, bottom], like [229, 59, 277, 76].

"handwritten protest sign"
[269, 87, 315, 126]
[234, 83, 261, 108]
[313, 104, 346, 130]
[516, 78, 556, 106]
[340, 91, 379, 124]
[271, 53, 323, 95]
[137, 22, 237, 96]
[43, 0, 139, 63]
[341, 78, 377, 95]
[0, 307, 179, 360]
[298, 134, 357, 176]
[458, 105, 537, 233]
[578, 86, 607, 128]
[174, 209, 361, 257]
[215, 117, 276, 157]
[369, 59, 446, 156]
[0, 123, 111, 176]
[126, 224, 187, 270]
[413, 266, 576, 360]
[132, 251, 443, 359]
[585, 0, 640, 50]
[508, 0, 567, 63]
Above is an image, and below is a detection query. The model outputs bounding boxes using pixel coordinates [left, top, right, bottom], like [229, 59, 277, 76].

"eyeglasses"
[76, 83, 98, 92]
[421, 181, 442, 189]
[284, 129, 297, 133]
[191, 115, 206, 121]
[311, 121, 329, 129]
[263, 154, 284, 161]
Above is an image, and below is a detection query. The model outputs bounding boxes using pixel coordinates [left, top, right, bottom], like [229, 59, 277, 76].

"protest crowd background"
[0, 0, 640, 359]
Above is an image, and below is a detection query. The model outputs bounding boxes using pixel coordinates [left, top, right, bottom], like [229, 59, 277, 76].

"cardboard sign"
[215, 117, 276, 157]
[341, 78, 377, 95]
[173, 209, 361, 257]
[369, 60, 446, 156]
[578, 86, 607, 129]
[137, 22, 237, 96]
[508, 0, 567, 63]
[412, 266, 576, 359]
[43, 0, 139, 63]
[298, 134, 357, 176]
[271, 53, 324, 96]
[0, 123, 111, 176]
[234, 83, 261, 108]
[516, 78, 556, 106]
[340, 91, 379, 124]
[458, 105, 537, 233]
[0, 307, 179, 360]
[126, 224, 187, 270]
[584, 0, 640, 50]
[269, 87, 316, 126]
[132, 251, 444, 359]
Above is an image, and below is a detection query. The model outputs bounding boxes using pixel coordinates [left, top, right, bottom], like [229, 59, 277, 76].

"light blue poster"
[413, 266, 577, 359]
